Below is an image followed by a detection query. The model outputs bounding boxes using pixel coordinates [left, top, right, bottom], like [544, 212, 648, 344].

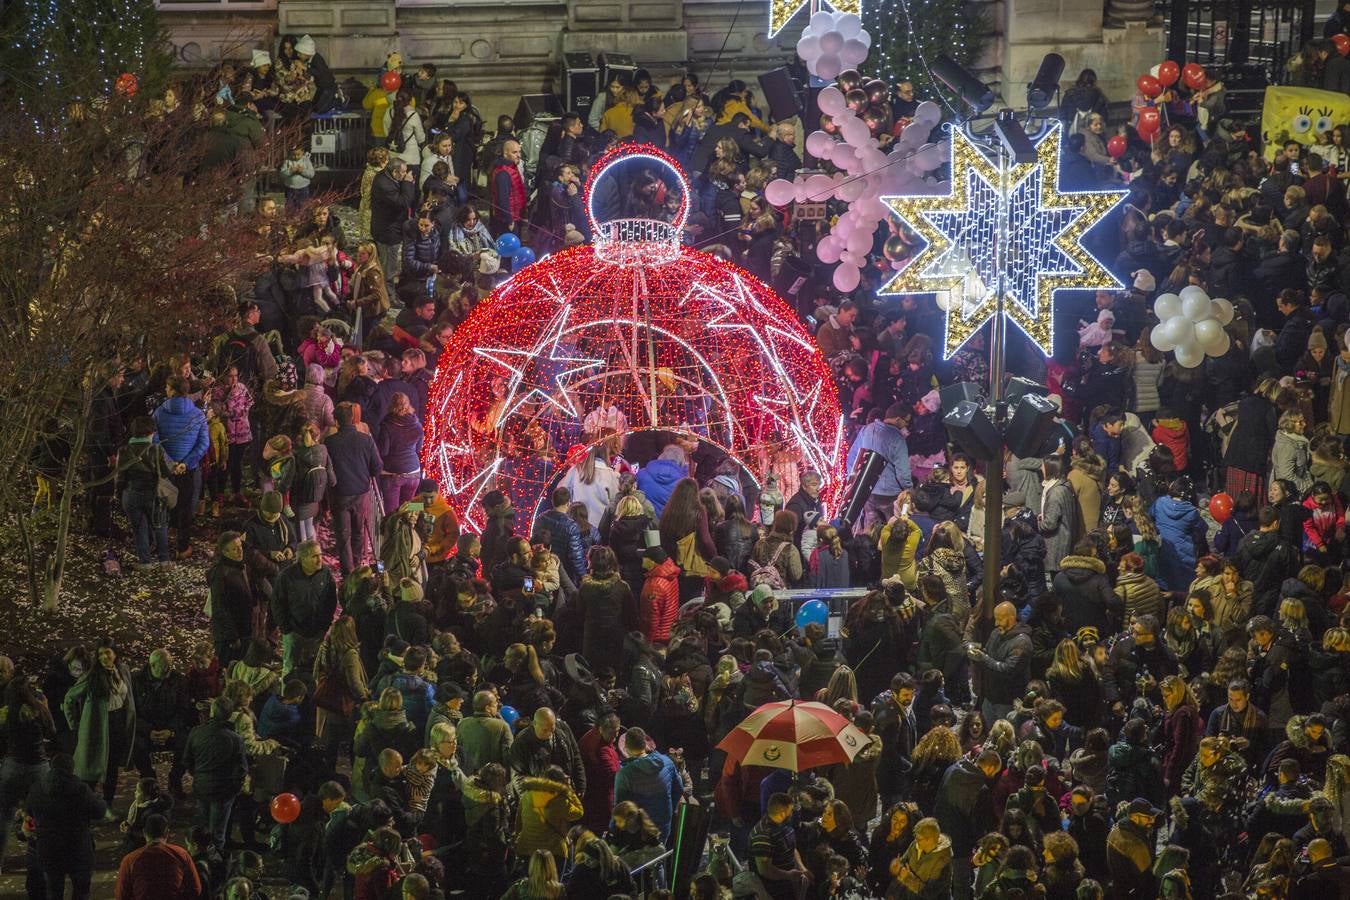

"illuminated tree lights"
[769, 0, 861, 38]
[422, 246, 847, 534]
[881, 124, 1126, 359]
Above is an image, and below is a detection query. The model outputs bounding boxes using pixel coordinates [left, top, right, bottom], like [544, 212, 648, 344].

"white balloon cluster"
[766, 16, 949, 293]
[795, 10, 871, 81]
[1148, 285, 1235, 368]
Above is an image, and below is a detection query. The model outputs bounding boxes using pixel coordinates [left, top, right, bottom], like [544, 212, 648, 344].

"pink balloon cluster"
[795, 10, 871, 81]
[765, 92, 947, 292]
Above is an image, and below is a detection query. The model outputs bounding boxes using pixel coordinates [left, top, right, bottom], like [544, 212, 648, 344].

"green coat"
[62, 664, 137, 783]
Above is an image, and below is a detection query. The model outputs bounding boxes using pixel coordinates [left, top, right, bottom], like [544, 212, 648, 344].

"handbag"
[156, 476, 179, 509]
[313, 654, 355, 718]
[675, 531, 713, 579]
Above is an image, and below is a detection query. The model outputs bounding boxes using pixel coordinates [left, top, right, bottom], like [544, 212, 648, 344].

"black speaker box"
[1006, 375, 1049, 406]
[1004, 393, 1059, 458]
[562, 52, 598, 114]
[943, 401, 1001, 461]
[758, 66, 802, 123]
[940, 381, 984, 414]
[514, 93, 564, 129]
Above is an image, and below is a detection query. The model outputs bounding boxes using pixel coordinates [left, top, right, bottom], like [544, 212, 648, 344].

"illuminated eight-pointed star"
[881, 123, 1126, 359]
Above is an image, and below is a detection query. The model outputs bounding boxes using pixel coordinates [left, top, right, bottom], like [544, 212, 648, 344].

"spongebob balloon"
[1261, 85, 1350, 160]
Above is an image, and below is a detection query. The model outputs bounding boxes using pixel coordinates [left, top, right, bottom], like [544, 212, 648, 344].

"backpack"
[749, 540, 790, 591]
[217, 332, 256, 385]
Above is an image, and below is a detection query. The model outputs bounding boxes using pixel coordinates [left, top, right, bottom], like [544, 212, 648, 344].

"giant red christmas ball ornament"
[422, 144, 847, 533]
[115, 73, 139, 98]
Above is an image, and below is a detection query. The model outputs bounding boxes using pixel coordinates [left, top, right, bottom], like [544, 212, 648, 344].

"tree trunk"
[42, 390, 91, 611]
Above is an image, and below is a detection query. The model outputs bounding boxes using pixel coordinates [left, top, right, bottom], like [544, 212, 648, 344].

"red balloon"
[1136, 74, 1163, 99]
[115, 72, 139, 98]
[380, 70, 402, 92]
[1137, 107, 1162, 139]
[270, 792, 301, 824]
[1335, 33, 1350, 57]
[1208, 492, 1234, 523]
[1157, 61, 1181, 87]
[1107, 134, 1128, 159]
[1181, 63, 1206, 90]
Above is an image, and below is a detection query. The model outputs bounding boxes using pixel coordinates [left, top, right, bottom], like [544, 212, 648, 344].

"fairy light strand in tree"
[865, 0, 990, 105]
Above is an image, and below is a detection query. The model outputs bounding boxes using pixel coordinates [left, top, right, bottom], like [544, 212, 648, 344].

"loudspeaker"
[1004, 394, 1059, 458]
[943, 401, 1001, 461]
[514, 93, 564, 129]
[669, 801, 714, 897]
[597, 51, 637, 90]
[1006, 376, 1050, 407]
[758, 66, 802, 123]
[839, 449, 886, 528]
[562, 52, 598, 114]
[940, 381, 984, 414]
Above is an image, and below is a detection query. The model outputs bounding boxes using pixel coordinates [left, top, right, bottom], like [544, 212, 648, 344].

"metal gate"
[1160, 0, 1315, 82]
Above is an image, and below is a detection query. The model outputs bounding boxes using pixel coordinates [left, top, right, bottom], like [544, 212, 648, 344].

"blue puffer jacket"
[614, 751, 679, 839]
[536, 508, 587, 582]
[1151, 495, 1208, 593]
[152, 396, 210, 468]
[636, 458, 688, 517]
[371, 670, 436, 732]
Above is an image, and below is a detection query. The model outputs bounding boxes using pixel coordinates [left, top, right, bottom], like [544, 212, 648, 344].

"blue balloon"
[794, 599, 829, 630]
[495, 233, 521, 257]
[513, 246, 536, 269]
[499, 705, 520, 727]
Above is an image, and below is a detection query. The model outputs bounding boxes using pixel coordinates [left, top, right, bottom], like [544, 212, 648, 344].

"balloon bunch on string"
[767, 9, 947, 293]
[1133, 61, 1207, 141]
[1149, 284, 1235, 368]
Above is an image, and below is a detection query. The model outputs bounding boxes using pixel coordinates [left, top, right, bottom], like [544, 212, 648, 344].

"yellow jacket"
[363, 88, 391, 138]
[600, 101, 635, 138]
[715, 98, 768, 133]
[879, 518, 920, 589]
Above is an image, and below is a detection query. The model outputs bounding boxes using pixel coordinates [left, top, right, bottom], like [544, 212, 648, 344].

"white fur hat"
[250, 49, 271, 69]
[1132, 269, 1156, 293]
[295, 34, 316, 56]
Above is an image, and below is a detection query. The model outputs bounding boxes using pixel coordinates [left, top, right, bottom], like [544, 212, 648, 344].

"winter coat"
[209, 381, 253, 445]
[578, 726, 621, 831]
[1162, 704, 1202, 792]
[1113, 570, 1164, 623]
[614, 751, 679, 838]
[1225, 394, 1278, 473]
[370, 171, 417, 245]
[291, 442, 336, 520]
[1272, 430, 1314, 494]
[638, 558, 681, 643]
[880, 518, 922, 588]
[1008, 456, 1045, 512]
[152, 396, 210, 468]
[1333, 354, 1350, 436]
[514, 776, 583, 859]
[635, 458, 687, 517]
[1106, 819, 1156, 899]
[182, 715, 248, 799]
[1132, 359, 1164, 414]
[1236, 529, 1300, 614]
[579, 574, 636, 666]
[827, 732, 883, 826]
[750, 533, 805, 587]
[975, 623, 1033, 706]
[1054, 555, 1118, 635]
[917, 547, 970, 624]
[536, 508, 587, 582]
[207, 556, 254, 644]
[891, 832, 953, 899]
[1067, 454, 1104, 532]
[1039, 480, 1082, 572]
[1151, 495, 1208, 592]
[1151, 417, 1190, 472]
[63, 662, 137, 783]
[1106, 740, 1162, 809]
[25, 767, 107, 866]
[935, 757, 993, 856]
[375, 412, 423, 474]
[560, 460, 621, 528]
[458, 712, 513, 775]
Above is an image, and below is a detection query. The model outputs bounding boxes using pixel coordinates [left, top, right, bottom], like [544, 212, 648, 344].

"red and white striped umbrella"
[716, 699, 869, 772]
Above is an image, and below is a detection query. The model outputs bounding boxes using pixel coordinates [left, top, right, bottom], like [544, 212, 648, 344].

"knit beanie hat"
[250, 49, 271, 70]
[1309, 329, 1329, 351]
[400, 578, 424, 602]
[295, 34, 316, 56]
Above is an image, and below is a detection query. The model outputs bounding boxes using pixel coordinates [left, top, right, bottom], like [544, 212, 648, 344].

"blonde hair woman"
[1045, 638, 1101, 729]
[349, 241, 389, 347]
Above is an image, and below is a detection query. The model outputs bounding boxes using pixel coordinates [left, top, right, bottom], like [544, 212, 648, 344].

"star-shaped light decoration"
[473, 306, 604, 421]
[769, 0, 860, 37]
[881, 123, 1126, 359]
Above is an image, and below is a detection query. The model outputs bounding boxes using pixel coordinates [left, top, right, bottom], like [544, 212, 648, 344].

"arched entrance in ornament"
[421, 144, 847, 533]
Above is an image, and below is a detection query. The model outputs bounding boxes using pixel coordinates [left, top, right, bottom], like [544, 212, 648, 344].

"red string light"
[422, 243, 848, 534]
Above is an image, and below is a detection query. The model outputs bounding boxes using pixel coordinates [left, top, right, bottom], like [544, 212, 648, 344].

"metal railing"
[1158, 0, 1315, 84]
[630, 847, 675, 895]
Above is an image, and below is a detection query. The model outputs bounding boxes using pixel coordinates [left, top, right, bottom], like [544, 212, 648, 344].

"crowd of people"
[16, 16, 1350, 900]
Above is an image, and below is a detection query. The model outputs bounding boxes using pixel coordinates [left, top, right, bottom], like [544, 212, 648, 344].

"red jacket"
[578, 725, 622, 830]
[115, 842, 203, 900]
[1150, 417, 1190, 472]
[1303, 494, 1346, 549]
[639, 558, 682, 644]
